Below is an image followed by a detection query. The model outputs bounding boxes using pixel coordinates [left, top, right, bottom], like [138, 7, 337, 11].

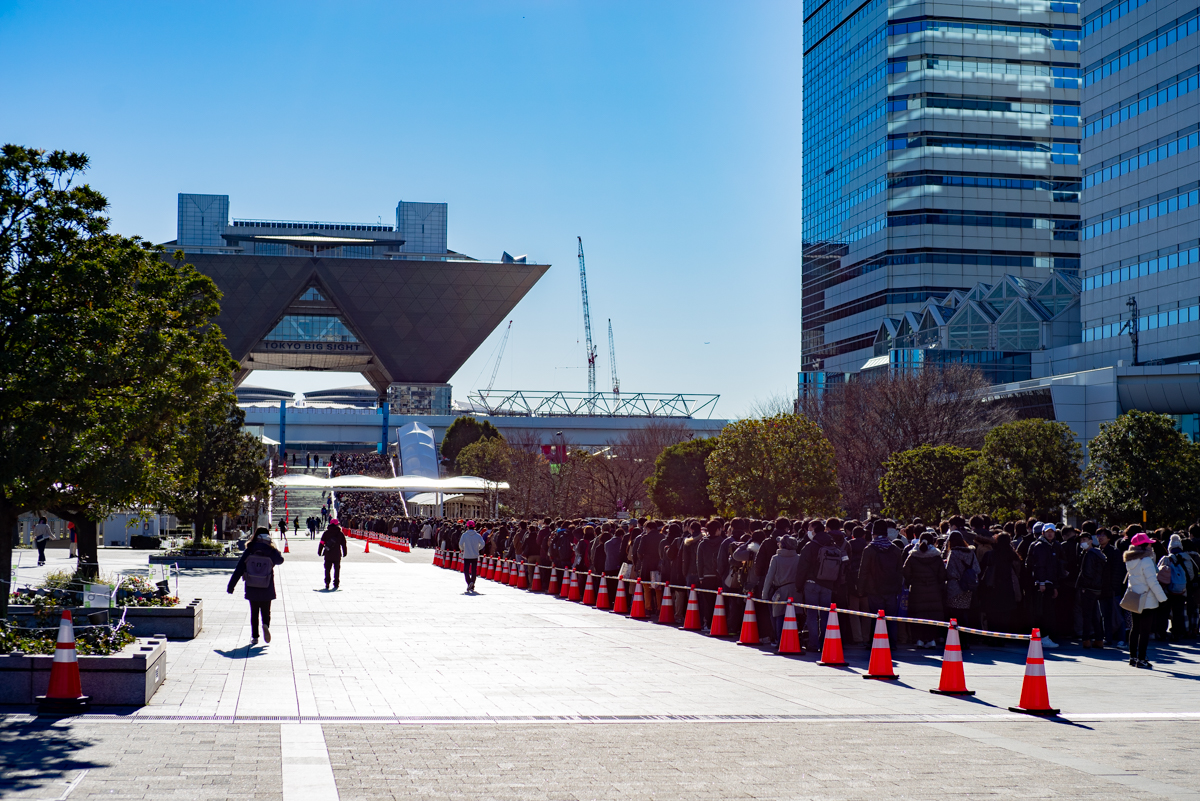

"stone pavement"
[5, 540, 1200, 800]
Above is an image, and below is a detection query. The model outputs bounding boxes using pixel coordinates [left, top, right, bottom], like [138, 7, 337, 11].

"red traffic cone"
[630, 579, 647, 619]
[548, 567, 561, 596]
[597, 574, 611, 609]
[931, 619, 974, 696]
[559, 568, 572, 598]
[682, 586, 701, 630]
[612, 578, 629, 614]
[583, 573, 596, 605]
[1009, 629, 1059, 715]
[284, 538, 290, 554]
[864, 610, 899, 680]
[656, 583, 674, 623]
[37, 610, 90, 713]
[516, 562, 529, 590]
[738, 593, 761, 645]
[709, 588, 729, 637]
[778, 600, 802, 654]
[504, 560, 514, 585]
[818, 603, 848, 666]
[433, 549, 441, 567]
[531, 565, 543, 593]
[484, 557, 495, 581]
[568, 570, 582, 601]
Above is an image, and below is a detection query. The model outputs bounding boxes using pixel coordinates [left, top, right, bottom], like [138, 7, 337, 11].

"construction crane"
[577, 236, 597, 396]
[486, 320, 513, 391]
[607, 319, 620, 396]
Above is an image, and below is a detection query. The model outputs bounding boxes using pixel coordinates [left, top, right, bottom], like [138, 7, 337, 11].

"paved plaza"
[5, 541, 1200, 800]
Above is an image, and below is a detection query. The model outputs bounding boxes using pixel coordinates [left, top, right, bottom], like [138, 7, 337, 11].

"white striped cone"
[1010, 629, 1059, 715]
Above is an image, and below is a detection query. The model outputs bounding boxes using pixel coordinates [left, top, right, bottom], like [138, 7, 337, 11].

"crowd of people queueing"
[439, 513, 1200, 670]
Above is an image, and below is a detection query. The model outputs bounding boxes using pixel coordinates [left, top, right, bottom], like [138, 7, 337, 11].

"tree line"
[1, 146, 268, 612]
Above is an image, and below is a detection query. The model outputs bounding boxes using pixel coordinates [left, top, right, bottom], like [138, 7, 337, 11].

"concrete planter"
[149, 554, 240, 568]
[7, 599, 203, 640]
[0, 637, 167, 706]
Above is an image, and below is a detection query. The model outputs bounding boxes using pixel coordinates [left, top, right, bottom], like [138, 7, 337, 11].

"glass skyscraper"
[801, 0, 1084, 377]
[1073, 0, 1200, 367]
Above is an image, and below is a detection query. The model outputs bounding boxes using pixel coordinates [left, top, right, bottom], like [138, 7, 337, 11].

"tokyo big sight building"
[801, 0, 1200, 442]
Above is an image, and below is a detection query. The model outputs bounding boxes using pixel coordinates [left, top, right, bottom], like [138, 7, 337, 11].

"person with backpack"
[317, 519, 348, 591]
[227, 528, 285, 645]
[944, 530, 979, 649]
[1158, 534, 1192, 641]
[797, 519, 847, 652]
[1075, 533, 1106, 647]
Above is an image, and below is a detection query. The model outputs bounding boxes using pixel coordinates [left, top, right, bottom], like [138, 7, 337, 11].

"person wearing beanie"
[318, 518, 348, 591]
[1157, 533, 1194, 641]
[1124, 532, 1168, 667]
[227, 527, 285, 645]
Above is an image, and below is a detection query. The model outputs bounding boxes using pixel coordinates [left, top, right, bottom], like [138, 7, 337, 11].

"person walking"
[459, 520, 485, 593]
[32, 516, 52, 566]
[226, 528, 285, 645]
[318, 519, 348, 590]
[67, 521, 78, 559]
[1122, 532, 1168, 667]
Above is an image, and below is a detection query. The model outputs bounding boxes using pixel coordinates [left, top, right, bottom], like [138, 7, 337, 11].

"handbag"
[1120, 586, 1146, 614]
[618, 562, 633, 580]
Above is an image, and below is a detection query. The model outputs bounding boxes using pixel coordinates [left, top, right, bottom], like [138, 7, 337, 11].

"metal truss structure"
[468, 390, 720, 419]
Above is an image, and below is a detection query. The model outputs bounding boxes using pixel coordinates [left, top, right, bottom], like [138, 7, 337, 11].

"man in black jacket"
[857, 519, 904, 643]
[1026, 523, 1062, 647]
[317, 520, 348, 590]
[696, 520, 723, 629]
[638, 520, 664, 614]
[1075, 534, 1106, 647]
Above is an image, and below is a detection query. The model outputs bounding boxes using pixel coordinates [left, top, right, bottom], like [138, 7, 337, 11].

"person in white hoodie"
[1123, 532, 1168, 668]
[459, 520, 485, 593]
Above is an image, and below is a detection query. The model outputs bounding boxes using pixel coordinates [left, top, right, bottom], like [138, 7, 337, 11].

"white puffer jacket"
[1124, 547, 1167, 610]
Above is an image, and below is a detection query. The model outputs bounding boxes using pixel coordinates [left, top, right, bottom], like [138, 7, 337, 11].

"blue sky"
[0, 1, 803, 418]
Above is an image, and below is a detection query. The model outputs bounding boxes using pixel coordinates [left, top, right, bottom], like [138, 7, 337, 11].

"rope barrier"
[447, 557, 1033, 641]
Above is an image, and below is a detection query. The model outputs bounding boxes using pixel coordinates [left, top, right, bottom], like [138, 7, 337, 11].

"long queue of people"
[438, 514, 1200, 669]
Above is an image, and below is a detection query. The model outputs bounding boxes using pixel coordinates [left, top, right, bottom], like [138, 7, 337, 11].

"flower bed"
[0, 619, 135, 656]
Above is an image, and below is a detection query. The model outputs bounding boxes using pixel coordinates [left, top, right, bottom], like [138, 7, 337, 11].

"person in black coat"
[227, 528, 285, 645]
[318, 520, 348, 590]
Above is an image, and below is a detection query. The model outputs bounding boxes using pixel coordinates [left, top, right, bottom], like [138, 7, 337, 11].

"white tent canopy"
[270, 474, 507, 493]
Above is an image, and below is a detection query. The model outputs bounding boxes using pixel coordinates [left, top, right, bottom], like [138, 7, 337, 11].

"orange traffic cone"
[37, 610, 90, 713]
[864, 610, 899, 680]
[433, 549, 441, 567]
[485, 557, 495, 580]
[284, 538, 290, 554]
[709, 588, 729, 636]
[531, 565, 543, 593]
[630, 579, 647, 619]
[778, 600, 802, 654]
[583, 573, 596, 605]
[682, 586, 701, 630]
[597, 575, 611, 609]
[548, 567, 561, 595]
[1009, 629, 1059, 715]
[656, 583, 674, 623]
[612, 578, 629, 614]
[818, 603, 848, 666]
[931, 620, 974, 696]
[568, 570, 582, 601]
[506, 560, 516, 586]
[516, 562, 529, 590]
[738, 593, 761, 645]
[559, 568, 571, 598]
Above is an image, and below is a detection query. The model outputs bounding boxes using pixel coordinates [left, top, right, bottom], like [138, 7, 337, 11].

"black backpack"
[815, 545, 844, 583]
[244, 553, 273, 589]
